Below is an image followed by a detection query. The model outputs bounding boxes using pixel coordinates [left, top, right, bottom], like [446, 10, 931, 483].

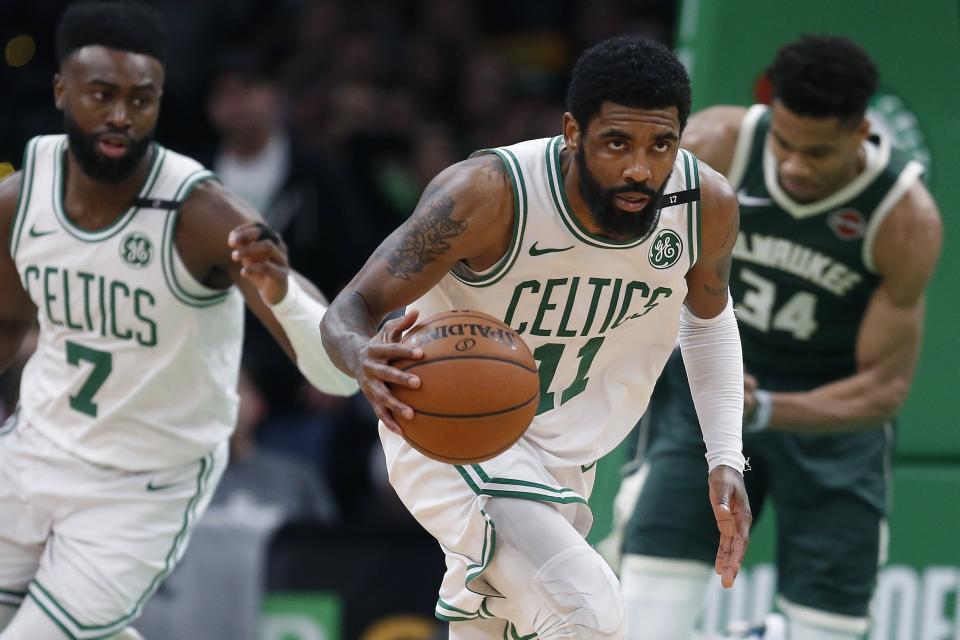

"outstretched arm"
[682, 163, 751, 589]
[177, 181, 356, 395]
[745, 180, 942, 433]
[320, 154, 514, 432]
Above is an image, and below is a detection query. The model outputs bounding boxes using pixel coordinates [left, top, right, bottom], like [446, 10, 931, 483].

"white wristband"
[744, 389, 772, 433]
[269, 275, 359, 396]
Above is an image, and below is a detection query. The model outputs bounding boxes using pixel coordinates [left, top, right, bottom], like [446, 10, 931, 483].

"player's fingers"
[744, 372, 758, 392]
[227, 223, 265, 248]
[737, 509, 753, 541]
[383, 309, 420, 343]
[367, 342, 423, 363]
[240, 262, 286, 281]
[715, 533, 732, 574]
[232, 240, 286, 264]
[364, 361, 420, 389]
[373, 403, 404, 434]
[362, 376, 414, 420]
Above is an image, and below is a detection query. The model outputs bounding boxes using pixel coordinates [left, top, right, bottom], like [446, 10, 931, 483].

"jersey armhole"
[861, 160, 925, 274]
[161, 170, 230, 306]
[8, 137, 40, 259]
[726, 104, 767, 189]
[451, 148, 527, 288]
[681, 150, 702, 269]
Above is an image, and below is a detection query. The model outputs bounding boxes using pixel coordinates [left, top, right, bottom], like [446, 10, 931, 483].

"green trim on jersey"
[27, 452, 215, 640]
[0, 405, 20, 437]
[160, 170, 229, 307]
[9, 137, 39, 259]
[507, 624, 538, 640]
[451, 148, 528, 287]
[456, 463, 588, 505]
[679, 149, 702, 268]
[433, 507, 498, 621]
[52, 141, 166, 243]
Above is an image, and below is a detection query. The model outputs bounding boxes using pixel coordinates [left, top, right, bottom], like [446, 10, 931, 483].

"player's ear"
[53, 74, 65, 111]
[563, 112, 581, 152]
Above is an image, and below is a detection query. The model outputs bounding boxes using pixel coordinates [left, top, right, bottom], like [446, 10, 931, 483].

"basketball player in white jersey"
[322, 36, 752, 639]
[0, 3, 355, 639]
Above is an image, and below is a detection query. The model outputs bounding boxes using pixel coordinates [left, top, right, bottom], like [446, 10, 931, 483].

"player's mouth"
[614, 193, 650, 212]
[780, 178, 818, 200]
[96, 134, 131, 158]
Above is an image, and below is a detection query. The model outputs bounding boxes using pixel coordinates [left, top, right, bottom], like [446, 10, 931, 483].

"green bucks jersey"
[729, 106, 925, 382]
[409, 136, 703, 466]
[10, 135, 243, 471]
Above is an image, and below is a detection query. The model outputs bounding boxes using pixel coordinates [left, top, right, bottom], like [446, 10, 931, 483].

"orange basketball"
[390, 309, 539, 464]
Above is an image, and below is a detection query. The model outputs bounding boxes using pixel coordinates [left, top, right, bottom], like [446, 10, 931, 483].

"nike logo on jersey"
[28, 225, 56, 238]
[529, 242, 574, 256]
[146, 480, 180, 492]
[736, 190, 774, 207]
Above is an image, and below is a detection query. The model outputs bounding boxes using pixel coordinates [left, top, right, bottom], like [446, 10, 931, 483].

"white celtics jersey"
[410, 136, 702, 466]
[10, 135, 243, 471]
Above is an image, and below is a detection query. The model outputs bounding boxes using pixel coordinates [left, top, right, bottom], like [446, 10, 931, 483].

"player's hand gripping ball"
[390, 310, 539, 464]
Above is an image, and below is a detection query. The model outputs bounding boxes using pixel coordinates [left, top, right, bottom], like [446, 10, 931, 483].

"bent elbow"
[873, 379, 910, 422]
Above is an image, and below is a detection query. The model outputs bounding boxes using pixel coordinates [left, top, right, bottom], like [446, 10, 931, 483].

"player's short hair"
[767, 35, 878, 125]
[566, 36, 691, 132]
[56, 0, 167, 67]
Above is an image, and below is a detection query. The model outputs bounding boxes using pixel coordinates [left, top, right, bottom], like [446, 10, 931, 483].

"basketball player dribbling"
[0, 3, 355, 639]
[321, 36, 752, 639]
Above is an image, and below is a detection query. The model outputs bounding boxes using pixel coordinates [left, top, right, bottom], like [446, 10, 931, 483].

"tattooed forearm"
[384, 196, 467, 279]
[703, 255, 732, 296]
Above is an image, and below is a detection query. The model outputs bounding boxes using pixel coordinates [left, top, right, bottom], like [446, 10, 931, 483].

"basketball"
[390, 310, 539, 464]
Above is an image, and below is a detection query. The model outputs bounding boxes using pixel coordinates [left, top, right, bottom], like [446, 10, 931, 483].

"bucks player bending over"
[0, 3, 355, 639]
[618, 36, 942, 640]
[322, 37, 751, 640]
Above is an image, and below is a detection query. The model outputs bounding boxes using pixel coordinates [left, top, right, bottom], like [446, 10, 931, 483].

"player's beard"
[63, 110, 154, 184]
[575, 144, 669, 240]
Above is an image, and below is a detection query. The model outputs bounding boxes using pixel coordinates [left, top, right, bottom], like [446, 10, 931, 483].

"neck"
[64, 147, 154, 228]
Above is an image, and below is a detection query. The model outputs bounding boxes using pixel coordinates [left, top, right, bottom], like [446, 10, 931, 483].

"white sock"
[788, 618, 861, 640]
[621, 554, 712, 640]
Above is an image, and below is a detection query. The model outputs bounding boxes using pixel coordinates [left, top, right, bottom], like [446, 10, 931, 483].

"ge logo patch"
[649, 229, 683, 269]
[120, 232, 153, 268]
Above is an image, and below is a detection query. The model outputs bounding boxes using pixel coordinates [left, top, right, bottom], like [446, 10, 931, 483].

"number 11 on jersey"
[533, 336, 605, 415]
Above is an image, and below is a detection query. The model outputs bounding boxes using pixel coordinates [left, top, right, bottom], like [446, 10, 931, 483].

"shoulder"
[681, 106, 750, 175]
[697, 159, 738, 233]
[179, 179, 261, 228]
[872, 179, 942, 302]
[419, 153, 514, 225]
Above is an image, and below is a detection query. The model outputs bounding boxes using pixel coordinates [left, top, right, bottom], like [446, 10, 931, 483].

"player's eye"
[653, 140, 672, 152]
[92, 91, 107, 102]
[607, 140, 627, 151]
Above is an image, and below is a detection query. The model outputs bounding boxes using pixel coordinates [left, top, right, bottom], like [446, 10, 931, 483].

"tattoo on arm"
[384, 196, 466, 280]
[703, 255, 732, 297]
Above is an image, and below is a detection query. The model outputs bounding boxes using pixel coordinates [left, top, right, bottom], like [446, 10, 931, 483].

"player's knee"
[533, 546, 624, 639]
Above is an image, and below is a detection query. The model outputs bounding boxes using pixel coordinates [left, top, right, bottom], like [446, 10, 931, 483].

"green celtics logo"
[120, 232, 153, 268]
[649, 229, 683, 269]
[869, 87, 932, 176]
